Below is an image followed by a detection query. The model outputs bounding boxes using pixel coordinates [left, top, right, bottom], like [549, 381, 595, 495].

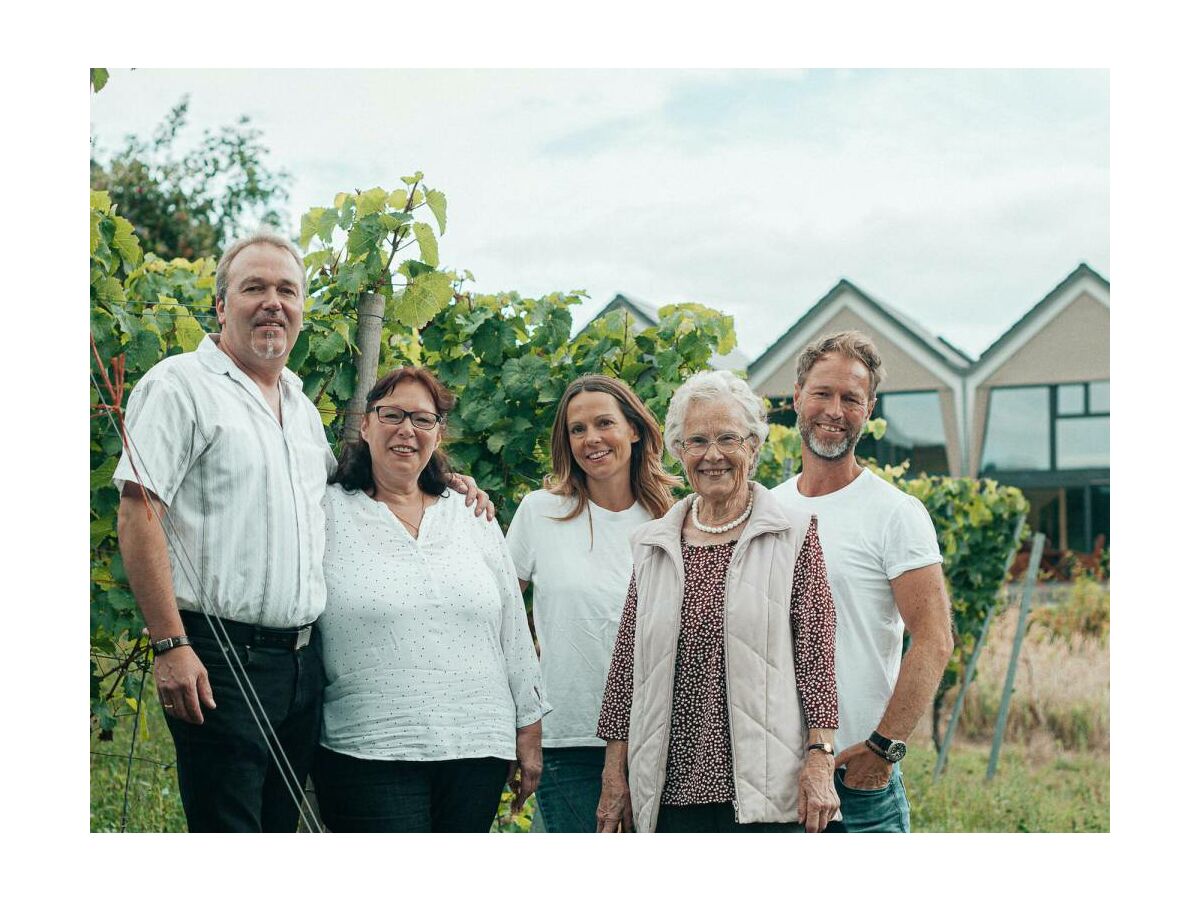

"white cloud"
[90, 68, 1108, 360]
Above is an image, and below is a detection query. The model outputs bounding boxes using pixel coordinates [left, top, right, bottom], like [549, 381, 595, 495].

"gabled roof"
[581, 293, 658, 332]
[577, 292, 751, 370]
[748, 278, 974, 380]
[973, 262, 1109, 370]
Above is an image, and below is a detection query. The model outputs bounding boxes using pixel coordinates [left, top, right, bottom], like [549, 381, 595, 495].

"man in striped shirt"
[113, 232, 485, 831]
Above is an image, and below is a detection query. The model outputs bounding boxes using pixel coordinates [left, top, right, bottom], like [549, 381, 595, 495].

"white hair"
[663, 369, 769, 464]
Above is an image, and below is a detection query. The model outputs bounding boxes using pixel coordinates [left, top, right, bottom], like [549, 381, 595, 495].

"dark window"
[981, 380, 1109, 473]
[981, 386, 1051, 472]
[862, 391, 950, 475]
[765, 396, 796, 428]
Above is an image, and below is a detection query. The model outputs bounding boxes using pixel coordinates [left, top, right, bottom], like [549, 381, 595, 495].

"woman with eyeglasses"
[595, 370, 842, 833]
[504, 374, 678, 832]
[312, 367, 550, 832]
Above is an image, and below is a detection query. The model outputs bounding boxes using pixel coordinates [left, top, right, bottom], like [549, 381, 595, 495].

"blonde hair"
[547, 374, 679, 521]
[794, 330, 886, 398]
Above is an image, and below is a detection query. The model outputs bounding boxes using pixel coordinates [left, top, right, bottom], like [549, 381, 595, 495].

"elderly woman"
[595, 369, 840, 833]
[312, 366, 551, 832]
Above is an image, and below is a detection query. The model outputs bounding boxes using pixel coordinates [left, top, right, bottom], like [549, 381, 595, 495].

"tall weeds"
[940, 580, 1109, 752]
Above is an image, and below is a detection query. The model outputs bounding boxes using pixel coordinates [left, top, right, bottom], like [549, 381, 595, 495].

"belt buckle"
[294, 625, 312, 651]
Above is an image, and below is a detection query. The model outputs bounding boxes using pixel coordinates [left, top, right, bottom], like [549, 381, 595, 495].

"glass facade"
[981, 381, 1109, 473]
[1056, 418, 1109, 469]
[980, 386, 1051, 472]
[982, 380, 1110, 557]
[859, 391, 950, 475]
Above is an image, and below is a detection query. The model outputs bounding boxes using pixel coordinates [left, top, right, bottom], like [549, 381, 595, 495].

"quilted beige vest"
[626, 481, 814, 833]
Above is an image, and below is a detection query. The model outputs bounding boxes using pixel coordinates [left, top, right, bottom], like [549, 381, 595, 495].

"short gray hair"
[214, 231, 306, 307]
[663, 370, 769, 464]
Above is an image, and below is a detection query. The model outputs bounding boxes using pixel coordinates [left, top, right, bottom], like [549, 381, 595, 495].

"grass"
[92, 585, 1109, 832]
[904, 739, 1108, 832]
[92, 691, 1108, 832]
[90, 693, 186, 833]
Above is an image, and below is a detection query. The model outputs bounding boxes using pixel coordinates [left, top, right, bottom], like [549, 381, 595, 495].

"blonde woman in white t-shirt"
[506, 375, 679, 832]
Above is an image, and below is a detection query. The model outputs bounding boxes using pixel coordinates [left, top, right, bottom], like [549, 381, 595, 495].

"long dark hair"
[547, 374, 679, 521]
[329, 367, 456, 497]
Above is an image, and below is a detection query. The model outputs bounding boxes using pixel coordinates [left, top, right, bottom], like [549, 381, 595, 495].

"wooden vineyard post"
[340, 291, 386, 443]
[933, 513, 1026, 781]
[986, 531, 1045, 781]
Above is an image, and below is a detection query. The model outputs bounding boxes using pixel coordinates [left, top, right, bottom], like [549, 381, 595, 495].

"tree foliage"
[290, 176, 455, 433]
[90, 97, 291, 261]
[89, 177, 737, 732]
[418, 294, 734, 526]
[90, 189, 216, 735]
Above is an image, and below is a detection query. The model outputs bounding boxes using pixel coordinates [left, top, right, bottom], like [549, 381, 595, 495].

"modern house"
[745, 263, 1110, 557]
[964, 264, 1110, 559]
[747, 279, 972, 478]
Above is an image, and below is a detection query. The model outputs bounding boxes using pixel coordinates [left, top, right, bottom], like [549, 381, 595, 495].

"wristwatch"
[865, 730, 906, 763]
[151, 634, 192, 655]
[806, 742, 834, 756]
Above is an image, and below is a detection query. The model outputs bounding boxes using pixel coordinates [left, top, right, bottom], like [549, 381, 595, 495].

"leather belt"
[180, 610, 315, 652]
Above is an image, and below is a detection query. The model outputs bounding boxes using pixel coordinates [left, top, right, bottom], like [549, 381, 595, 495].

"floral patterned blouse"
[596, 517, 837, 806]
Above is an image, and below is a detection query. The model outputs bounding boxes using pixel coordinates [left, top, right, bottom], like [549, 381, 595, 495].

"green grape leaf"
[356, 187, 389, 217]
[413, 222, 439, 267]
[425, 189, 447, 234]
[313, 328, 346, 363]
[397, 271, 453, 328]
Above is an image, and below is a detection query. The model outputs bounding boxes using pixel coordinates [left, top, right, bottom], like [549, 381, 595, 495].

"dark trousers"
[656, 802, 847, 833]
[534, 746, 606, 833]
[164, 628, 324, 833]
[312, 747, 510, 832]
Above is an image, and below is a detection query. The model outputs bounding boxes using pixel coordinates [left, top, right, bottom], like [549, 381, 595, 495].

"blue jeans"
[834, 764, 911, 832]
[531, 746, 606, 833]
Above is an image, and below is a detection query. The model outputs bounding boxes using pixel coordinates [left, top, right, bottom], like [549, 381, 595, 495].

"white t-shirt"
[770, 469, 943, 754]
[506, 489, 653, 748]
[319, 484, 551, 762]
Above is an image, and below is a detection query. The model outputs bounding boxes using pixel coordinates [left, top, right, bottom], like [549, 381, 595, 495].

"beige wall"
[982, 292, 1109, 387]
[969, 292, 1109, 473]
[756, 308, 950, 397]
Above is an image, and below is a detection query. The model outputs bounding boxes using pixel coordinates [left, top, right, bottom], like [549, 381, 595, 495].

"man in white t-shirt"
[769, 330, 953, 832]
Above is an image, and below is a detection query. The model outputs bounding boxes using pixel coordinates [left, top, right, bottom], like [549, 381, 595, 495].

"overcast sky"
[90, 68, 1108, 361]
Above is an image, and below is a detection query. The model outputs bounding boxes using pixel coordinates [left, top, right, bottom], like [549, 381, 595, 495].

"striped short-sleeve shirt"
[112, 335, 335, 627]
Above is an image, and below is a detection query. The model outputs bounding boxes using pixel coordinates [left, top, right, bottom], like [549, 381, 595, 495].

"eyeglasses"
[370, 405, 444, 430]
[677, 434, 753, 457]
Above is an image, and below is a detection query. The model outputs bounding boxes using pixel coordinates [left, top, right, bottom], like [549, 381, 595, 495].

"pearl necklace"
[690, 494, 753, 534]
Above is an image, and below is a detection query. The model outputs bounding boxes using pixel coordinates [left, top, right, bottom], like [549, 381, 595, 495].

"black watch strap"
[806, 742, 834, 755]
[152, 634, 192, 655]
[866, 730, 905, 761]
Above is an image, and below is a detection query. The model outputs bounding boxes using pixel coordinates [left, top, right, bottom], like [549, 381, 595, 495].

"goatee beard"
[800, 419, 855, 461]
[252, 336, 287, 360]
